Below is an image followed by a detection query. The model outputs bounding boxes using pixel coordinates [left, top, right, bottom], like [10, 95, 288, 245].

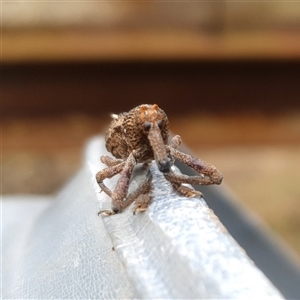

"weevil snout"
[147, 121, 171, 173]
[157, 158, 171, 173]
[139, 104, 170, 173]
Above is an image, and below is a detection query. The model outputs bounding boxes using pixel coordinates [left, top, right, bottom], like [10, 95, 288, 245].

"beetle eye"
[144, 122, 151, 131]
[157, 120, 163, 129]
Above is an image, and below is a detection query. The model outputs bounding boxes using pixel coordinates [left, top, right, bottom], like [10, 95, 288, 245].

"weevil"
[96, 104, 222, 215]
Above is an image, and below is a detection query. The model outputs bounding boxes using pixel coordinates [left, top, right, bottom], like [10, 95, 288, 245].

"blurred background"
[2, 2, 300, 256]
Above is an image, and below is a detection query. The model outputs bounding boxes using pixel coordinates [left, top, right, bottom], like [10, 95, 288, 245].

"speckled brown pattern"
[96, 104, 223, 215]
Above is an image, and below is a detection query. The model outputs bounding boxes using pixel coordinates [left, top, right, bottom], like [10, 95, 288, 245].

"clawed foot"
[98, 205, 149, 216]
[98, 207, 120, 216]
[98, 204, 149, 216]
[177, 185, 203, 198]
[98, 210, 115, 216]
[133, 203, 149, 215]
[132, 193, 152, 215]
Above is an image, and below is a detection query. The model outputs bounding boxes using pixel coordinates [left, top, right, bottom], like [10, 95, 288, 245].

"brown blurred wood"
[3, 29, 300, 63]
[3, 60, 300, 118]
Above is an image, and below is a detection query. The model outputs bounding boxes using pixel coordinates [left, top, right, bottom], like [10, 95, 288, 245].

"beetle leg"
[169, 134, 182, 150]
[96, 161, 125, 197]
[169, 180, 203, 198]
[101, 155, 124, 167]
[170, 147, 223, 185]
[109, 153, 137, 213]
[132, 171, 153, 214]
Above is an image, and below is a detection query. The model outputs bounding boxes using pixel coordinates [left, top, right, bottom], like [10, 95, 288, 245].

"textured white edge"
[85, 135, 284, 299]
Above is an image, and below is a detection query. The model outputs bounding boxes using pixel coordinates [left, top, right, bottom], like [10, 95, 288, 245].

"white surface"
[86, 136, 284, 299]
[2, 173, 138, 299]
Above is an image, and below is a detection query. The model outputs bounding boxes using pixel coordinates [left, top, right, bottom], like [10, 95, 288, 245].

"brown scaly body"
[96, 104, 223, 215]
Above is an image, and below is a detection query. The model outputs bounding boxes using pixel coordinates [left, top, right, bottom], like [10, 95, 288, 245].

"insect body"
[96, 104, 223, 215]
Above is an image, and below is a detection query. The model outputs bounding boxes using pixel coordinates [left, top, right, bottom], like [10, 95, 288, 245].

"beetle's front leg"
[109, 153, 137, 214]
[96, 161, 126, 197]
[115, 169, 153, 214]
[164, 142, 222, 198]
[170, 147, 223, 185]
[101, 155, 124, 167]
